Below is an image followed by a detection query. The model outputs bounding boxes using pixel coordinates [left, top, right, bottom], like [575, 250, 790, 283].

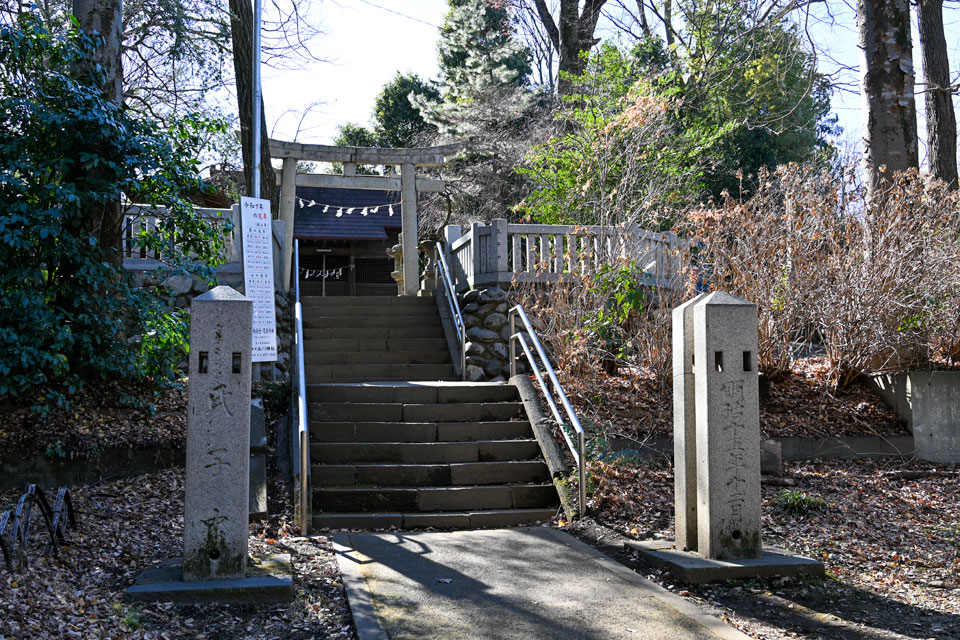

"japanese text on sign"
[240, 197, 277, 362]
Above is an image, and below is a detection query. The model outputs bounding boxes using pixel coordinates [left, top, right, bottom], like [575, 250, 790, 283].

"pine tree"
[414, 0, 542, 221]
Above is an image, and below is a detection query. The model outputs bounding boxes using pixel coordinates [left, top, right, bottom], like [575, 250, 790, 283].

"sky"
[261, 0, 960, 167]
[262, 0, 447, 144]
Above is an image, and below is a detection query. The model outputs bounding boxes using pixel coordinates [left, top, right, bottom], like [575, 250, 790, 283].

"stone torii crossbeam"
[270, 139, 461, 296]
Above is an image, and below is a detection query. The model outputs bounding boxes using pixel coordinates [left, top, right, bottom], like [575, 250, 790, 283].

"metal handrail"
[508, 305, 587, 517]
[294, 240, 311, 533]
[436, 245, 467, 381]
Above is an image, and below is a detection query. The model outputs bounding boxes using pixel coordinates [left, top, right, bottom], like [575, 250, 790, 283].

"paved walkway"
[334, 527, 750, 640]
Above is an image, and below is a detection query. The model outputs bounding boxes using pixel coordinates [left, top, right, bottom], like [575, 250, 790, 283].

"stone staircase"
[301, 295, 455, 382]
[302, 295, 558, 530]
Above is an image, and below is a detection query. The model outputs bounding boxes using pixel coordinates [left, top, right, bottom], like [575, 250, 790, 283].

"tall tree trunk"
[532, 0, 608, 94]
[73, 0, 124, 261]
[917, 0, 957, 189]
[858, 0, 918, 200]
[229, 0, 276, 205]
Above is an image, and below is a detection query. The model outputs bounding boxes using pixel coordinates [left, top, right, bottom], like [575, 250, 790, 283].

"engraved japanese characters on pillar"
[693, 292, 761, 560]
[183, 286, 253, 581]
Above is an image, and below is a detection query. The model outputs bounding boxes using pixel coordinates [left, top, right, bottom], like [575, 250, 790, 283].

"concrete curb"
[542, 529, 752, 640]
[333, 536, 389, 640]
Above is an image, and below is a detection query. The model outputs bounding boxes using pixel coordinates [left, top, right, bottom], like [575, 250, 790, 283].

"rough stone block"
[466, 365, 485, 382]
[465, 341, 486, 356]
[250, 398, 267, 452]
[483, 313, 507, 331]
[483, 358, 502, 377]
[163, 273, 193, 296]
[249, 454, 268, 518]
[760, 439, 783, 476]
[478, 286, 507, 303]
[466, 327, 498, 343]
[489, 342, 509, 360]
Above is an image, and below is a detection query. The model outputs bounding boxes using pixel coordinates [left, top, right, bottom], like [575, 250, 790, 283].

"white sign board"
[240, 196, 277, 362]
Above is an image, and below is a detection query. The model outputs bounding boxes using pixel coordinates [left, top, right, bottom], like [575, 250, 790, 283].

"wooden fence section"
[122, 204, 237, 264]
[443, 219, 689, 292]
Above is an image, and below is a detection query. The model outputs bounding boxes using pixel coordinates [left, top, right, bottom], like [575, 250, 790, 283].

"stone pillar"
[400, 163, 418, 296]
[693, 292, 761, 560]
[183, 286, 253, 581]
[492, 218, 509, 274]
[672, 293, 703, 551]
[279, 157, 297, 292]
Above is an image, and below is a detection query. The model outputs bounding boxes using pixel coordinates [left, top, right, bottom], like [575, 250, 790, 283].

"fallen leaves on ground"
[568, 457, 960, 640]
[0, 469, 356, 639]
[0, 381, 187, 458]
[558, 356, 905, 444]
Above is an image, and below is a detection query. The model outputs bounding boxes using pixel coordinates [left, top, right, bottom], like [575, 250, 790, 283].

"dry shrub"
[691, 164, 960, 388]
[513, 238, 688, 441]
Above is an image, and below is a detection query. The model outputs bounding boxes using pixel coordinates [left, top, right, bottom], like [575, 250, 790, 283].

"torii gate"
[270, 139, 460, 296]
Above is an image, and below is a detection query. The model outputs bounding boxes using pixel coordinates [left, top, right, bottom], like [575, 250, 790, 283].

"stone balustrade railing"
[442, 219, 689, 292]
[122, 203, 236, 265]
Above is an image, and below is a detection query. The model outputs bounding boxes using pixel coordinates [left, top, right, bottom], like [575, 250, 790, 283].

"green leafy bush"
[775, 488, 826, 515]
[0, 12, 228, 406]
[583, 260, 647, 373]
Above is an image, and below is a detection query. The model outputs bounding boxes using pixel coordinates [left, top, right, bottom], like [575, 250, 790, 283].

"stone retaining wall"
[458, 286, 533, 382]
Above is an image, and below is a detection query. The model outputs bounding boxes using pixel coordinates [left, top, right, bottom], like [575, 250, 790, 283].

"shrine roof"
[293, 186, 402, 240]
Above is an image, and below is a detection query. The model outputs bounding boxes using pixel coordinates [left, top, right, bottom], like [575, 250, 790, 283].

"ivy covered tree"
[0, 13, 229, 406]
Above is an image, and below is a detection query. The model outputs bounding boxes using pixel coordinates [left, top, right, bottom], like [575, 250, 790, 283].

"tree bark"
[858, 0, 918, 200]
[73, 0, 124, 260]
[228, 0, 276, 205]
[531, 0, 608, 94]
[917, 0, 957, 189]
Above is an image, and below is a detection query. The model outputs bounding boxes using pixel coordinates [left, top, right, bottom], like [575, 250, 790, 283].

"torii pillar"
[269, 139, 460, 296]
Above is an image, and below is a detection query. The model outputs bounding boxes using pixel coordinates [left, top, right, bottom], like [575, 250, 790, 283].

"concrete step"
[310, 421, 533, 443]
[311, 508, 557, 530]
[304, 338, 448, 353]
[308, 351, 451, 366]
[304, 326, 444, 340]
[304, 315, 441, 330]
[313, 461, 550, 488]
[313, 484, 558, 513]
[307, 383, 518, 405]
[311, 439, 541, 464]
[306, 364, 456, 383]
[309, 402, 523, 423]
[303, 304, 438, 318]
[300, 295, 436, 308]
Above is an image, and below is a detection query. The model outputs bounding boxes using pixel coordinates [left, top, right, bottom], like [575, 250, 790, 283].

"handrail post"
[293, 240, 310, 534]
[436, 245, 467, 381]
[578, 430, 587, 517]
[509, 311, 517, 377]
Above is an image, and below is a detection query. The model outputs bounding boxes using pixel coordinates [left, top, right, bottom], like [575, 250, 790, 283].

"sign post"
[240, 196, 277, 364]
